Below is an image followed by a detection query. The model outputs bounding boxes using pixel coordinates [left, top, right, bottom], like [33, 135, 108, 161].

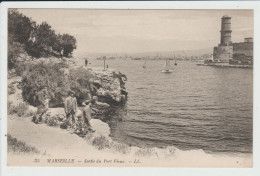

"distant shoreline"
[197, 63, 253, 69]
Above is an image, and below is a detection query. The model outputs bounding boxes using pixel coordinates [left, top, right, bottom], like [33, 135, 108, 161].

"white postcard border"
[1, 1, 260, 176]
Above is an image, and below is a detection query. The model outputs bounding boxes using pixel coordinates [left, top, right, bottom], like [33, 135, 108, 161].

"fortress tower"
[210, 15, 253, 65]
[220, 15, 232, 45]
[213, 15, 233, 62]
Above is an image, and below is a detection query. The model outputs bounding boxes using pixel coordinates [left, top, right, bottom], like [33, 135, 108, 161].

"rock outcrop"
[20, 57, 127, 108]
[87, 67, 127, 105]
[37, 107, 110, 138]
[64, 57, 128, 105]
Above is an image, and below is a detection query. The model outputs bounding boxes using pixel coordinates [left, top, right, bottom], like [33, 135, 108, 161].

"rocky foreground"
[8, 114, 252, 167]
[7, 58, 252, 167]
[85, 66, 128, 105]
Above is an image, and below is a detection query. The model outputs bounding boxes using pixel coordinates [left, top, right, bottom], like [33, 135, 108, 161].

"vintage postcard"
[1, 1, 260, 176]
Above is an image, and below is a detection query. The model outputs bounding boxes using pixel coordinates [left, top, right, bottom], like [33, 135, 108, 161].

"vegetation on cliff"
[8, 9, 77, 69]
[8, 9, 127, 121]
[19, 60, 127, 108]
[7, 134, 40, 154]
[20, 60, 93, 107]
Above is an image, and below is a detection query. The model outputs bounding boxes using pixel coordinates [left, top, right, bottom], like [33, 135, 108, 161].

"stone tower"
[212, 15, 233, 62]
[220, 15, 232, 45]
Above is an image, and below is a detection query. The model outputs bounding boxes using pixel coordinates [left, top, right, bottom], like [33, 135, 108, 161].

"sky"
[18, 9, 253, 56]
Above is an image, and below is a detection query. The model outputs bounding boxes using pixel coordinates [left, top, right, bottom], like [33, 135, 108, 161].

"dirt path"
[6, 76, 252, 167]
[7, 115, 252, 167]
[8, 115, 110, 158]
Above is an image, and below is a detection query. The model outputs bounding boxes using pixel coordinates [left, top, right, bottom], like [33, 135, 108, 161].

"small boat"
[162, 59, 173, 73]
[143, 61, 146, 68]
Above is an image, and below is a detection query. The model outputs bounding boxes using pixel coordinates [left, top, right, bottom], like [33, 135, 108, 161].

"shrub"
[21, 60, 69, 107]
[110, 141, 130, 154]
[135, 148, 154, 157]
[45, 116, 59, 126]
[8, 84, 16, 95]
[92, 135, 111, 150]
[8, 102, 30, 117]
[68, 67, 93, 104]
[14, 61, 31, 76]
[8, 101, 14, 114]
[7, 134, 40, 154]
[21, 60, 93, 107]
[8, 41, 27, 69]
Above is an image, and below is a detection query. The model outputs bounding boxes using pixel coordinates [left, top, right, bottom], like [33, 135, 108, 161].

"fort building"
[212, 15, 253, 65]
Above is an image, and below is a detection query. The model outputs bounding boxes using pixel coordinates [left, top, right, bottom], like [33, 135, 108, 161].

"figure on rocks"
[33, 86, 50, 124]
[85, 59, 88, 67]
[87, 79, 98, 99]
[80, 100, 95, 135]
[64, 91, 77, 129]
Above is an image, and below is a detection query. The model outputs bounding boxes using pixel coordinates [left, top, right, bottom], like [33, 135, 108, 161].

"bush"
[14, 61, 30, 76]
[8, 41, 27, 69]
[8, 101, 14, 114]
[8, 84, 16, 95]
[21, 60, 93, 107]
[92, 135, 111, 150]
[110, 141, 130, 154]
[7, 134, 40, 154]
[45, 116, 59, 126]
[21, 60, 68, 107]
[44, 114, 59, 126]
[92, 136, 130, 153]
[68, 67, 93, 104]
[8, 102, 30, 117]
[135, 148, 154, 157]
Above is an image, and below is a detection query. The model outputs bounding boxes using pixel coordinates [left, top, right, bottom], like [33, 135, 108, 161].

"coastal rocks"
[88, 67, 127, 105]
[89, 119, 110, 138]
[19, 57, 127, 108]
[38, 108, 110, 138]
[46, 108, 66, 122]
[27, 105, 38, 115]
[57, 65, 128, 106]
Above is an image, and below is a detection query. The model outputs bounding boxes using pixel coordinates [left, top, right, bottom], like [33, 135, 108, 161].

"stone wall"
[233, 42, 253, 58]
[213, 44, 233, 61]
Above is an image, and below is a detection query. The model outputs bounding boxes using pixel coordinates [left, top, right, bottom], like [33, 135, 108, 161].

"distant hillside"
[129, 47, 213, 58]
[75, 47, 213, 59]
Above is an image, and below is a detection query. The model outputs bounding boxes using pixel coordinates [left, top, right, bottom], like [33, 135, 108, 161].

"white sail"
[143, 61, 147, 68]
[163, 60, 173, 71]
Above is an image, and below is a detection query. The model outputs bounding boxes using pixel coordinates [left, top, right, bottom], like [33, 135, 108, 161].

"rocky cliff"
[19, 57, 128, 108]
[87, 67, 127, 105]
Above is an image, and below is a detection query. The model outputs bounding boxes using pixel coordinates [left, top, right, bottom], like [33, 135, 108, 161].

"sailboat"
[173, 55, 177, 65]
[143, 61, 146, 68]
[161, 59, 173, 73]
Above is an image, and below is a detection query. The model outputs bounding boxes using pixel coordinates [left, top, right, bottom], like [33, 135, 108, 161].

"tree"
[52, 34, 77, 58]
[8, 39, 26, 69]
[52, 34, 64, 58]
[62, 34, 77, 57]
[8, 9, 33, 44]
[26, 22, 57, 58]
[8, 9, 77, 64]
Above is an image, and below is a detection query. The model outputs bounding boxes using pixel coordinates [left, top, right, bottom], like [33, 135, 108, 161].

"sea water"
[86, 58, 253, 155]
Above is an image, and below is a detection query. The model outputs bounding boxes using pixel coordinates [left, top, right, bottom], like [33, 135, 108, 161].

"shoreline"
[7, 115, 252, 167]
[7, 59, 252, 167]
[196, 63, 253, 68]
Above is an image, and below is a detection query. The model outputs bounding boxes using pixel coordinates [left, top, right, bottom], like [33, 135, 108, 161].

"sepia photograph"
[1, 2, 258, 171]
